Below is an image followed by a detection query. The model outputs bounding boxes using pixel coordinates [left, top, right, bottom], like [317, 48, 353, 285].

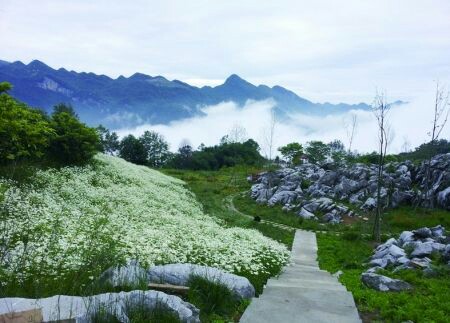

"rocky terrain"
[250, 153, 450, 224]
[361, 225, 449, 292]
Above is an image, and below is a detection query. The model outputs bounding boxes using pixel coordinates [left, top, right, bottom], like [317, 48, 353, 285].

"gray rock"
[411, 242, 445, 257]
[0, 291, 200, 323]
[99, 260, 148, 288]
[443, 244, 450, 261]
[148, 264, 255, 299]
[398, 231, 414, 247]
[437, 186, 450, 209]
[369, 258, 388, 268]
[361, 273, 412, 292]
[409, 257, 432, 269]
[298, 207, 316, 220]
[430, 225, 446, 238]
[413, 227, 432, 239]
[268, 191, 297, 206]
[361, 197, 376, 211]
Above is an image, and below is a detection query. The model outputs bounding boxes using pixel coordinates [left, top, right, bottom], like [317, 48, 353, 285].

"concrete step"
[240, 229, 361, 323]
[241, 289, 360, 323]
[266, 278, 347, 291]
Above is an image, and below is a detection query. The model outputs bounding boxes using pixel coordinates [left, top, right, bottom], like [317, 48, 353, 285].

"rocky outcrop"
[250, 153, 450, 223]
[148, 263, 255, 299]
[361, 273, 412, 292]
[0, 290, 200, 322]
[365, 225, 448, 273]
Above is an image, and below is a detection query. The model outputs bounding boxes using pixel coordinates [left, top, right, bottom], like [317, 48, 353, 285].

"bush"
[0, 92, 54, 164]
[48, 107, 99, 165]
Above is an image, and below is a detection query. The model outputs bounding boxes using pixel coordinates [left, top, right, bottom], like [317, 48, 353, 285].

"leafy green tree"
[328, 140, 346, 164]
[48, 107, 99, 165]
[139, 130, 170, 167]
[97, 125, 120, 155]
[0, 82, 12, 94]
[119, 135, 147, 165]
[0, 91, 54, 163]
[278, 142, 303, 165]
[305, 141, 330, 164]
[53, 103, 78, 118]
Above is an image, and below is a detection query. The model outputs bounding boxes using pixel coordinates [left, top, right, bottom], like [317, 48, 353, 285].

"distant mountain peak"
[0, 58, 373, 128]
[28, 59, 49, 68]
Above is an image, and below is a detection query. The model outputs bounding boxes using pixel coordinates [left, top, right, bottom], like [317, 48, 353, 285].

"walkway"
[240, 230, 361, 323]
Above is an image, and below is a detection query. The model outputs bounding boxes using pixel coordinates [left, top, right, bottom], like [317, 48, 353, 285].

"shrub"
[48, 107, 99, 165]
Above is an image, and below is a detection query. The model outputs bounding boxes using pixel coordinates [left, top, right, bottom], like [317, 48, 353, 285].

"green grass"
[317, 233, 450, 322]
[187, 275, 244, 322]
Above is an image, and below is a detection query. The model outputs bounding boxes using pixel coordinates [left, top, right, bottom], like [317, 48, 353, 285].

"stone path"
[240, 230, 361, 323]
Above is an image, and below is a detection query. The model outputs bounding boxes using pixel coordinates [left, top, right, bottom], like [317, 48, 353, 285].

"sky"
[1, 0, 450, 153]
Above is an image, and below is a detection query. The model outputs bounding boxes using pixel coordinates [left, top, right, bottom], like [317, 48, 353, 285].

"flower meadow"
[0, 154, 289, 293]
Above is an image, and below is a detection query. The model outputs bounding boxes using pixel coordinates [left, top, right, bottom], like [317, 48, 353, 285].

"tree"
[119, 135, 147, 165]
[344, 114, 358, 153]
[0, 81, 12, 94]
[305, 141, 330, 164]
[139, 130, 170, 167]
[48, 107, 99, 165]
[53, 103, 78, 118]
[261, 108, 277, 161]
[423, 81, 449, 208]
[97, 125, 120, 155]
[228, 123, 248, 143]
[328, 140, 346, 164]
[278, 142, 303, 165]
[372, 91, 391, 242]
[0, 91, 54, 164]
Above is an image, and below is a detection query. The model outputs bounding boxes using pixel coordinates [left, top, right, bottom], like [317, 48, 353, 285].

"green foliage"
[0, 93, 55, 164]
[48, 106, 100, 165]
[350, 151, 398, 165]
[96, 125, 120, 155]
[139, 130, 170, 167]
[187, 275, 239, 321]
[398, 139, 450, 162]
[167, 139, 264, 170]
[53, 103, 78, 118]
[119, 135, 147, 165]
[278, 142, 303, 165]
[305, 140, 330, 164]
[0, 81, 12, 94]
[124, 301, 180, 323]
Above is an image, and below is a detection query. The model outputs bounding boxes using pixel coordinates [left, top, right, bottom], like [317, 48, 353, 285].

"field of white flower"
[0, 154, 289, 292]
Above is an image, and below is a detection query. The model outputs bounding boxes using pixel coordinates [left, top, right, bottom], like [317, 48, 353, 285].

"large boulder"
[437, 187, 450, 209]
[148, 264, 255, 299]
[0, 291, 200, 323]
[361, 273, 412, 292]
[99, 260, 148, 288]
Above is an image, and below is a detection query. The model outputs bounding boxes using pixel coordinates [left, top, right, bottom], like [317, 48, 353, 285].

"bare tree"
[423, 81, 450, 207]
[344, 114, 358, 153]
[228, 123, 248, 143]
[401, 136, 411, 153]
[261, 108, 277, 162]
[372, 91, 391, 242]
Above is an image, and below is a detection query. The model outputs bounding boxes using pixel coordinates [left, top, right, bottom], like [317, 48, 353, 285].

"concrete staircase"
[240, 230, 361, 323]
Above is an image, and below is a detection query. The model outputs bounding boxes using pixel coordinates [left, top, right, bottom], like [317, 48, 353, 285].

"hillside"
[0, 60, 371, 128]
[0, 154, 289, 296]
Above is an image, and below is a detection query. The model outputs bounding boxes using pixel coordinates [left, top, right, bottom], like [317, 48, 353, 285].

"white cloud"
[115, 93, 450, 155]
[1, 0, 449, 103]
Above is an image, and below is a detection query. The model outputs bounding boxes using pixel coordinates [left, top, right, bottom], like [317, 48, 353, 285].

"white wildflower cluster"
[0, 155, 289, 282]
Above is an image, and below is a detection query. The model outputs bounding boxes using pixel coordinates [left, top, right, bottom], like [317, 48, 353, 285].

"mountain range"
[0, 59, 373, 128]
